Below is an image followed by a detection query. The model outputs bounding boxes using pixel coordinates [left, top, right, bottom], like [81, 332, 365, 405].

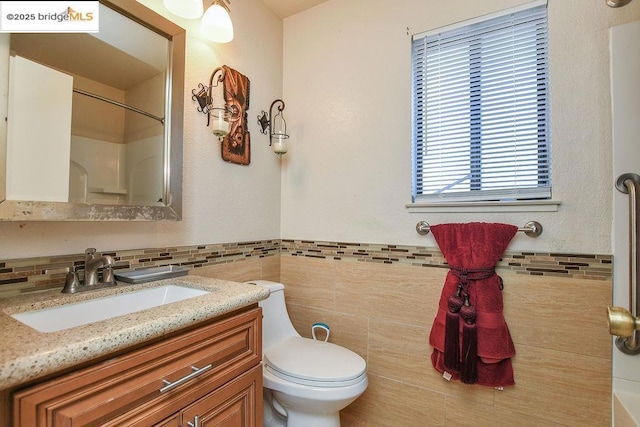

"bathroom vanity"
[0, 276, 268, 426]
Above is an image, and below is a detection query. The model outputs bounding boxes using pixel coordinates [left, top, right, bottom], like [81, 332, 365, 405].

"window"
[411, 2, 550, 203]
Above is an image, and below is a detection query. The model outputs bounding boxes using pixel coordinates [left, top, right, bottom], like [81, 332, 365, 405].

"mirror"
[0, 0, 185, 220]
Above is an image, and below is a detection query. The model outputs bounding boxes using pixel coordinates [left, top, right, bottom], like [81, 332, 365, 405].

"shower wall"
[611, 17, 640, 418]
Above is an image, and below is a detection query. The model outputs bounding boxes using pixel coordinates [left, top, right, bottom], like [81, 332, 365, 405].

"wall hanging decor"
[220, 65, 250, 165]
[192, 64, 251, 165]
[258, 99, 290, 156]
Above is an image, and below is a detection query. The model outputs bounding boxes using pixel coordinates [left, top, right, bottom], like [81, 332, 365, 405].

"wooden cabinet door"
[14, 307, 261, 427]
[182, 364, 263, 427]
[154, 413, 180, 427]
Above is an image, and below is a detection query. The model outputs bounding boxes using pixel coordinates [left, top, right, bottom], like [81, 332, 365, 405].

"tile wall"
[0, 239, 613, 426]
[0, 240, 280, 298]
[279, 242, 612, 427]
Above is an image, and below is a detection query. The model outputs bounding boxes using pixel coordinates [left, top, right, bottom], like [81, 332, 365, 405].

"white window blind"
[411, 3, 550, 203]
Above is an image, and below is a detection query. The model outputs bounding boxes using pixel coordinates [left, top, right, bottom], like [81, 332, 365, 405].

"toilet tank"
[247, 280, 300, 352]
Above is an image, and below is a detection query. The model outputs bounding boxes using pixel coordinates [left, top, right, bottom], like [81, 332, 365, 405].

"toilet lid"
[264, 337, 366, 387]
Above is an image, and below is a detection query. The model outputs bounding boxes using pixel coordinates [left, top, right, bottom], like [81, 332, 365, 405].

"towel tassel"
[444, 284, 463, 371]
[460, 294, 478, 384]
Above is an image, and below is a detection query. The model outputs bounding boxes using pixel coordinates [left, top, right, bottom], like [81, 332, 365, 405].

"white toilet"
[248, 280, 368, 427]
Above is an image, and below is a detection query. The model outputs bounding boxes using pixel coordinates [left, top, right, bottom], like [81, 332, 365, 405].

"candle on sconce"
[210, 109, 230, 137]
[257, 99, 291, 157]
[272, 133, 289, 155]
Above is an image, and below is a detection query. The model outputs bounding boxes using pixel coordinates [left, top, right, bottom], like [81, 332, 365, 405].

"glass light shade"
[201, 3, 234, 43]
[163, 0, 203, 19]
[272, 133, 289, 156]
[210, 108, 230, 137]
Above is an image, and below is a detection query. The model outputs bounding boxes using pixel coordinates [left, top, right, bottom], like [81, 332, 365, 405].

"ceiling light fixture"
[163, 0, 234, 43]
[201, 0, 234, 43]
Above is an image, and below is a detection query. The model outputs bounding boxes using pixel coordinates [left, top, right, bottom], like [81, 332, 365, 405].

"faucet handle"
[102, 264, 115, 284]
[62, 267, 81, 293]
[85, 248, 97, 258]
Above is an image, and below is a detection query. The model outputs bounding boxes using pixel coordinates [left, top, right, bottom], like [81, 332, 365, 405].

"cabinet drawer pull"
[160, 364, 213, 393]
[187, 415, 199, 427]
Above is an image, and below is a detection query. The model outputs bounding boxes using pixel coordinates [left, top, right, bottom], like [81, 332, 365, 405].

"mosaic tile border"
[280, 240, 613, 281]
[0, 239, 612, 298]
[0, 240, 279, 298]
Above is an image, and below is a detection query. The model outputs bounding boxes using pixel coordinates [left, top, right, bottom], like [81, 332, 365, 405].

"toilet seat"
[264, 337, 366, 387]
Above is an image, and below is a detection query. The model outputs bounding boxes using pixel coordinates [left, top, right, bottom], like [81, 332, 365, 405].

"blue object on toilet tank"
[312, 322, 330, 342]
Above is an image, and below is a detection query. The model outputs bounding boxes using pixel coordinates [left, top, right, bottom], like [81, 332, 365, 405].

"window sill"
[406, 199, 561, 213]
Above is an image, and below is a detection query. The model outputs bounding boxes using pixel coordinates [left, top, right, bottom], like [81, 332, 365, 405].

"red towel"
[428, 222, 518, 387]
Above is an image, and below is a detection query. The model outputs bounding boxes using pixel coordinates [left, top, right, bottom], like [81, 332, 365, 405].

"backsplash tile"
[0, 239, 611, 298]
[281, 240, 612, 280]
[0, 240, 280, 298]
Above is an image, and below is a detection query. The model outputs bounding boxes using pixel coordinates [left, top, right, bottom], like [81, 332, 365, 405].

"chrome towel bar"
[415, 220, 543, 238]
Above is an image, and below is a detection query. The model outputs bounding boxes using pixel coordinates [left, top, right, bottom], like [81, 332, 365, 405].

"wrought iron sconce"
[257, 99, 290, 156]
[192, 67, 234, 140]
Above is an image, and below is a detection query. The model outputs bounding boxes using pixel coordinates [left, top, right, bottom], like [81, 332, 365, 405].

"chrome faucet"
[62, 248, 116, 293]
[84, 248, 115, 286]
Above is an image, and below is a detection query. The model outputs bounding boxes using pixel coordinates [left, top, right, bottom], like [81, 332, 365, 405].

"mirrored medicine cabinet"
[0, 0, 185, 221]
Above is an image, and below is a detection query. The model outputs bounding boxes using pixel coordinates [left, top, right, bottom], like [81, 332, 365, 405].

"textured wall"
[281, 0, 640, 254]
[0, 0, 284, 260]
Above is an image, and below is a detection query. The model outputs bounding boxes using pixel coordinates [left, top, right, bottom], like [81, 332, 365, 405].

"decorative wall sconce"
[192, 67, 233, 139]
[258, 99, 290, 156]
[163, 0, 234, 43]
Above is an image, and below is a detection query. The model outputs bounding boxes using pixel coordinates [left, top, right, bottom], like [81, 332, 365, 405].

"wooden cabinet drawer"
[13, 307, 261, 426]
[152, 364, 263, 427]
[181, 364, 263, 427]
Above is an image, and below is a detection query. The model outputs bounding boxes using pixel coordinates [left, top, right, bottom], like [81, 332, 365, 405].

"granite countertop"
[0, 275, 269, 391]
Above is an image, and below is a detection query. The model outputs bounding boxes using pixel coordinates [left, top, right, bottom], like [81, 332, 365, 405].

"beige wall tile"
[445, 395, 558, 426]
[340, 411, 369, 427]
[495, 344, 611, 426]
[280, 256, 336, 310]
[261, 255, 281, 282]
[342, 374, 446, 427]
[335, 261, 446, 327]
[368, 319, 495, 406]
[502, 271, 612, 359]
[287, 303, 368, 359]
[367, 318, 431, 386]
[189, 258, 262, 282]
[279, 254, 612, 426]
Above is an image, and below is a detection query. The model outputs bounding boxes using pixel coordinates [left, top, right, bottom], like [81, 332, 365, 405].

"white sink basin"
[11, 285, 210, 333]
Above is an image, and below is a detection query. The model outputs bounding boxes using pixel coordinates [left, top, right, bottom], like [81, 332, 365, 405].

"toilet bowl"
[248, 280, 368, 427]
